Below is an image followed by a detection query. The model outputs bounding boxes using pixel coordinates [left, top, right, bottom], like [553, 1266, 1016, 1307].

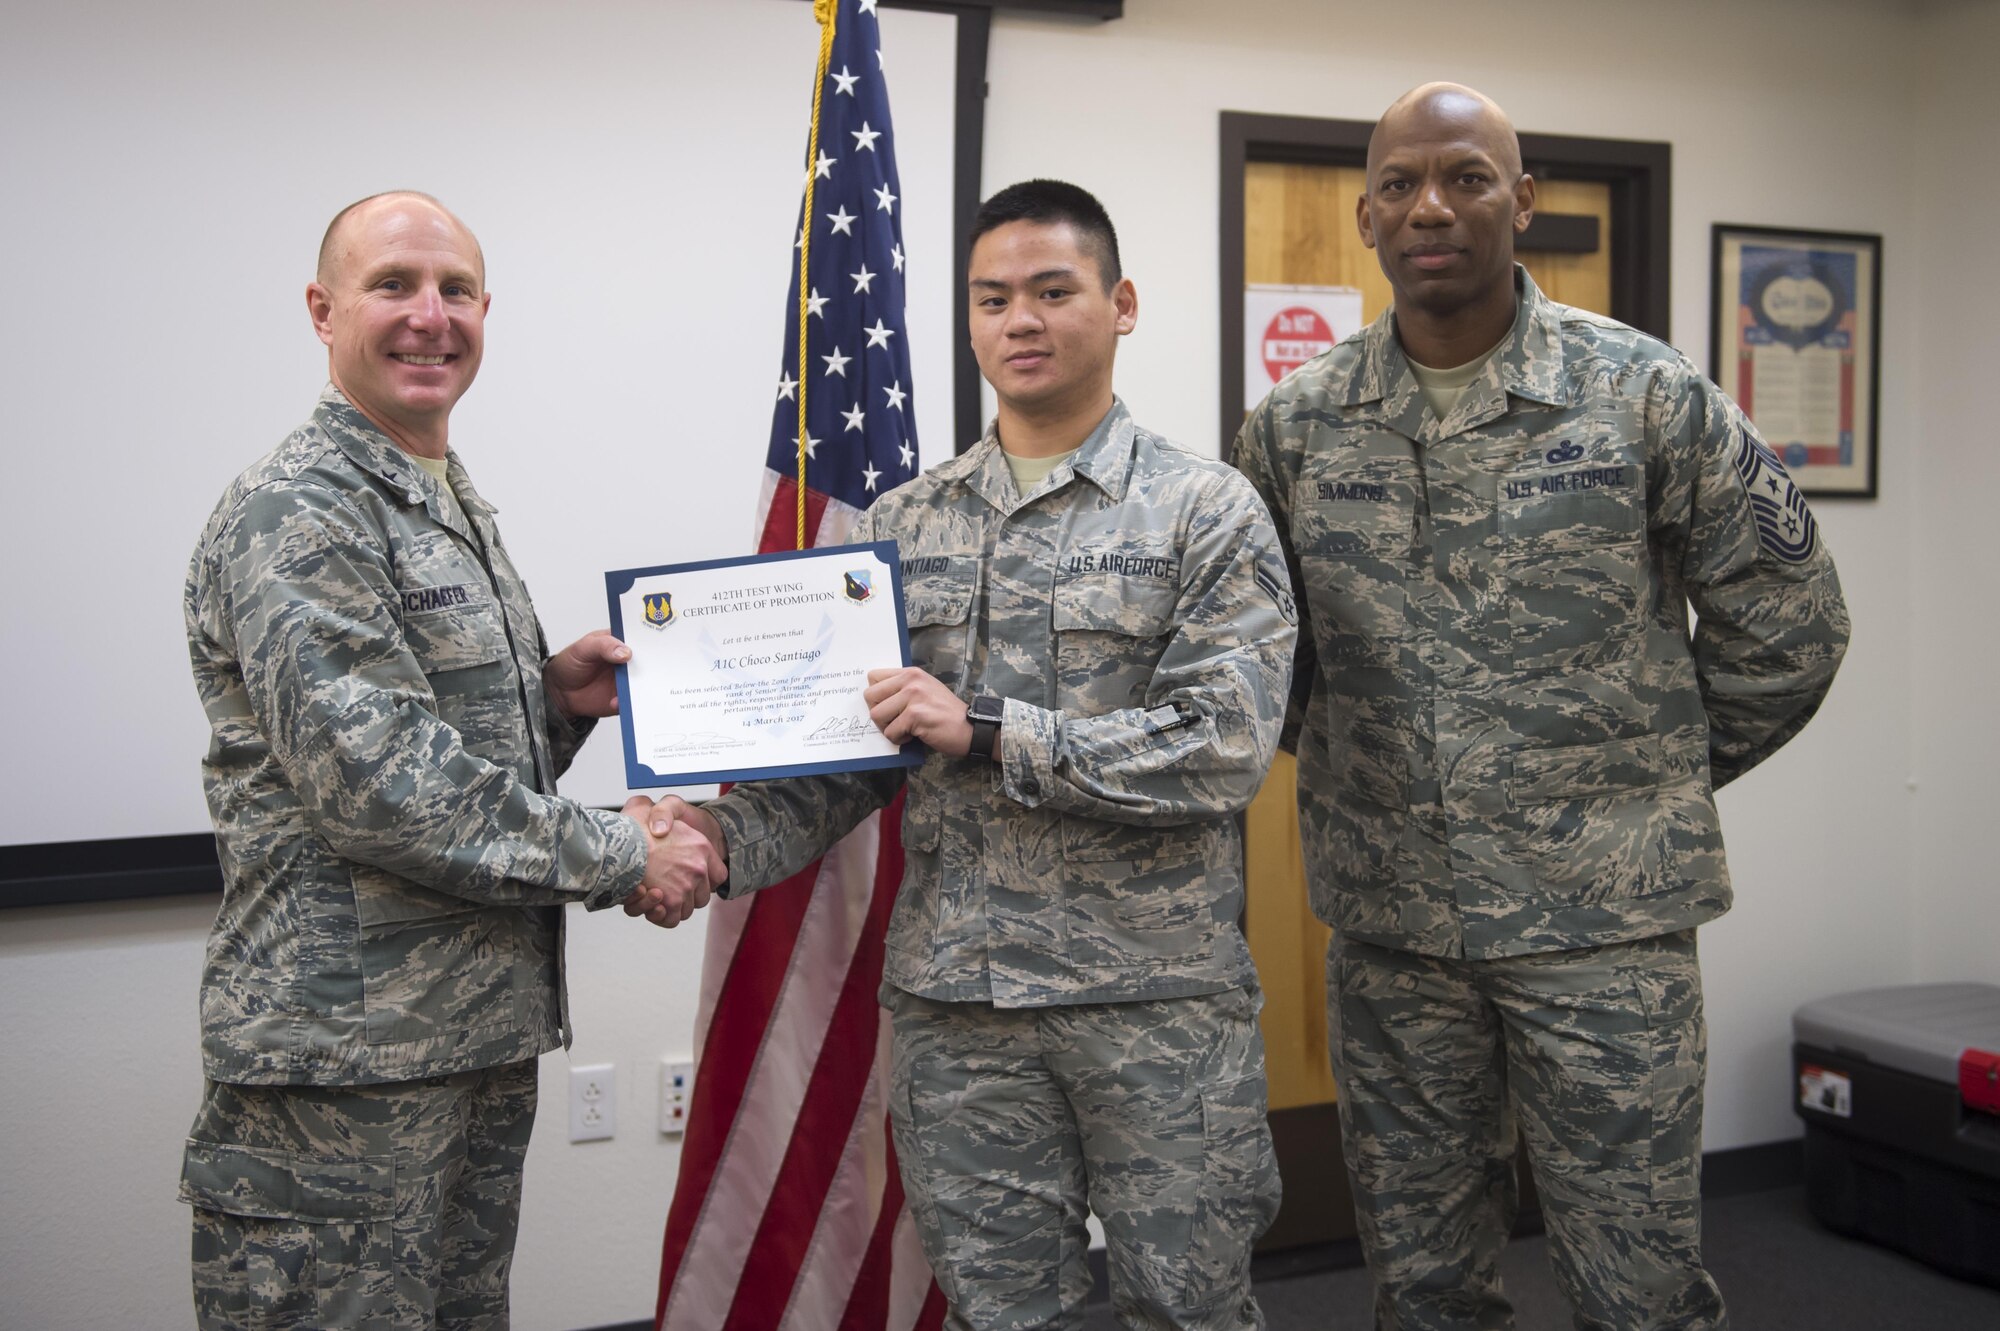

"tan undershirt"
[410, 452, 467, 526]
[1408, 341, 1504, 423]
[1003, 446, 1079, 494]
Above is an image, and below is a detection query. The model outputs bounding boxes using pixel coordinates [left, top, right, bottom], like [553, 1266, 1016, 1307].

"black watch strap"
[967, 694, 1004, 761]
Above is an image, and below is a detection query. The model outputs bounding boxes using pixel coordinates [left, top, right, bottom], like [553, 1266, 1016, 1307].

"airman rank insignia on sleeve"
[1733, 431, 1818, 564]
[1254, 562, 1297, 625]
[643, 591, 675, 629]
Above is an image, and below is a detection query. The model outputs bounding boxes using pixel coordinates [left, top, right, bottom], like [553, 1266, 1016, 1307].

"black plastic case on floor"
[1792, 984, 2000, 1288]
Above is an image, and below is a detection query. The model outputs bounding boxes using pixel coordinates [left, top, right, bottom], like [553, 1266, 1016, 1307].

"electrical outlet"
[569, 1063, 616, 1143]
[660, 1057, 695, 1136]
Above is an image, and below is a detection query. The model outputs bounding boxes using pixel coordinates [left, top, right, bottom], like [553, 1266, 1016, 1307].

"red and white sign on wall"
[1244, 283, 1363, 412]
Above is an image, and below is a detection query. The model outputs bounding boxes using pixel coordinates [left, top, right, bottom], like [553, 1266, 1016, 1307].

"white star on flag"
[822, 346, 851, 377]
[874, 183, 897, 214]
[860, 0, 878, 12]
[777, 371, 798, 402]
[797, 429, 820, 459]
[830, 65, 858, 95]
[891, 244, 905, 272]
[812, 151, 835, 180]
[805, 288, 829, 318]
[851, 122, 880, 152]
[842, 404, 867, 432]
[898, 439, 915, 469]
[864, 319, 895, 348]
[851, 264, 876, 294]
[884, 380, 907, 410]
[862, 461, 882, 491]
[827, 206, 856, 236]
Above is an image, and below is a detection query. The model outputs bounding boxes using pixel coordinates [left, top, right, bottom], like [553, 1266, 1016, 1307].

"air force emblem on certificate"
[642, 591, 675, 629]
[842, 569, 874, 604]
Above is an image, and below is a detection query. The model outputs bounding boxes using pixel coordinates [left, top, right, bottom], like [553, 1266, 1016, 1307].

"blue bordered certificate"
[605, 542, 923, 787]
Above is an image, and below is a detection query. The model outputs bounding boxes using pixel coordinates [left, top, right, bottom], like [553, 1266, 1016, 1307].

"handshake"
[618, 795, 727, 928]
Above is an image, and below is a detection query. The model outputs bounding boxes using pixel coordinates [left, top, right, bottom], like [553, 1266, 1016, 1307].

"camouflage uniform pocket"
[1185, 1070, 1281, 1308]
[886, 784, 942, 960]
[1635, 934, 1705, 1204]
[1507, 737, 1673, 905]
[1292, 470, 1416, 667]
[1499, 480, 1645, 670]
[1051, 577, 1178, 708]
[905, 577, 975, 693]
[1060, 820, 1214, 969]
[183, 1140, 398, 1330]
[360, 910, 513, 1046]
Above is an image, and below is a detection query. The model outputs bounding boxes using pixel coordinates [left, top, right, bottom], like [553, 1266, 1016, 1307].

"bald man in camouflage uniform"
[658, 181, 1292, 1330]
[1233, 87, 1848, 1329]
[178, 192, 717, 1330]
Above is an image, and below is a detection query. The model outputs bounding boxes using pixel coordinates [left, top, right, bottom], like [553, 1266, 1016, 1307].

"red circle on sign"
[1262, 306, 1335, 383]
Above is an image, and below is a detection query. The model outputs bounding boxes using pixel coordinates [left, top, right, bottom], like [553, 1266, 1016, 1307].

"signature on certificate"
[807, 716, 878, 742]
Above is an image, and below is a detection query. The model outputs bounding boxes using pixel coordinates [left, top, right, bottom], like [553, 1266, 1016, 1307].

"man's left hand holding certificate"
[605, 542, 925, 786]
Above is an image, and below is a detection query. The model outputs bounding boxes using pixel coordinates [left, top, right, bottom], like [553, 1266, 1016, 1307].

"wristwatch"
[966, 694, 1004, 761]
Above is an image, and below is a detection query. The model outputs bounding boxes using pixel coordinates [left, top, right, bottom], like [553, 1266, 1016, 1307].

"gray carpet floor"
[1085, 1186, 2000, 1329]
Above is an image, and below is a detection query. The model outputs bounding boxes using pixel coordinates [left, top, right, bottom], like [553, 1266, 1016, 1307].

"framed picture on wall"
[1711, 224, 1881, 498]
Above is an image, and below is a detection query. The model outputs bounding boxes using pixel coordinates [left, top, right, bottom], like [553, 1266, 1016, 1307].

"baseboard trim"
[1079, 1135, 1805, 1305]
[573, 1148, 1807, 1324]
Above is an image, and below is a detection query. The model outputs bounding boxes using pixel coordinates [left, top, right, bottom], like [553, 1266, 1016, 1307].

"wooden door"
[1241, 159, 1615, 1249]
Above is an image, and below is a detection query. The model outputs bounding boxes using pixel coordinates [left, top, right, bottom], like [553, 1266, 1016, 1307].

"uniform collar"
[1337, 267, 1570, 437]
[955, 398, 1136, 513]
[314, 385, 492, 536]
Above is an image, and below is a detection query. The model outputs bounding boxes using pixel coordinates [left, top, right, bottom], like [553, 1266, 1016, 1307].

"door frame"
[1218, 110, 1672, 456]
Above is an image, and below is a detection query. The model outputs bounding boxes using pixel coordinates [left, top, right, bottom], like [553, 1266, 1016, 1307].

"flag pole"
[796, 0, 839, 551]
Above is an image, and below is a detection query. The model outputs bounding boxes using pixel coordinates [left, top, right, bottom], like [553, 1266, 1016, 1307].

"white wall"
[4, 2, 1997, 1329]
[1911, 0, 2000, 986]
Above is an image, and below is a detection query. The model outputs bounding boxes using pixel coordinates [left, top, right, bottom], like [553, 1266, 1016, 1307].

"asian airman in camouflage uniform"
[179, 192, 718, 1330]
[656, 181, 1293, 1330]
[1232, 86, 1849, 1330]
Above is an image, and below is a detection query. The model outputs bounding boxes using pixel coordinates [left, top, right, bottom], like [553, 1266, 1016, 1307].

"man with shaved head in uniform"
[178, 192, 719, 1329]
[1234, 85, 1849, 1329]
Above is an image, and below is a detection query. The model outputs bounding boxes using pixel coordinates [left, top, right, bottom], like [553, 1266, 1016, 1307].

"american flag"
[655, 2, 944, 1329]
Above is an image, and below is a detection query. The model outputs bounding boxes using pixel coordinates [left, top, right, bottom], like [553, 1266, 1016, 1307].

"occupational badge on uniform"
[1543, 439, 1585, 465]
[1733, 431, 1818, 564]
[642, 591, 675, 629]
[842, 569, 873, 604]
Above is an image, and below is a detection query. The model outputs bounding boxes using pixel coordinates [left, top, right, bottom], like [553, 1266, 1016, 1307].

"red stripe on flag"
[760, 475, 833, 555]
[835, 1119, 913, 1331]
[654, 865, 822, 1326]
[721, 792, 908, 1331]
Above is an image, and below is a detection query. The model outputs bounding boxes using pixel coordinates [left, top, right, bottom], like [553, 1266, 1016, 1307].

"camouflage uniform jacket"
[185, 387, 648, 1086]
[1233, 270, 1849, 960]
[707, 401, 1297, 1006]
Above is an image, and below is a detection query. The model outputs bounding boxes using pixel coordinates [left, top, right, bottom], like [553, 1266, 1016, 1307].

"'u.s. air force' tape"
[1733, 432, 1818, 564]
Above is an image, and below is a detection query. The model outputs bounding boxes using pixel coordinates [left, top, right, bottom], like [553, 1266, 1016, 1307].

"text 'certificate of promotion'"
[605, 541, 923, 788]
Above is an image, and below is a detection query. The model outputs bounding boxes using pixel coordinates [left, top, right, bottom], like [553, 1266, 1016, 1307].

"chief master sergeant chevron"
[177, 191, 720, 1330]
[644, 180, 1295, 1330]
[1232, 86, 1849, 1329]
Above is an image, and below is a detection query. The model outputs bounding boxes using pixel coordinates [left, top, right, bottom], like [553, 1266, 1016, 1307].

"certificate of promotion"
[604, 541, 924, 787]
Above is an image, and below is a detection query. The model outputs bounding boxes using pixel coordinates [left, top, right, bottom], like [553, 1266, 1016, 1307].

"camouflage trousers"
[1326, 931, 1727, 1331]
[887, 987, 1280, 1331]
[179, 1060, 537, 1330]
